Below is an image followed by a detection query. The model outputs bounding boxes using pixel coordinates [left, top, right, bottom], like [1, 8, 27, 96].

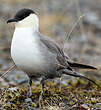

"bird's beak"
[7, 18, 18, 23]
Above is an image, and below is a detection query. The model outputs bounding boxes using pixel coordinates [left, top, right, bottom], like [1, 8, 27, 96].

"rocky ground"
[0, 0, 101, 109]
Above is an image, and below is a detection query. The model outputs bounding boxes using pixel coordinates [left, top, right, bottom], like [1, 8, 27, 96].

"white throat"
[15, 14, 39, 31]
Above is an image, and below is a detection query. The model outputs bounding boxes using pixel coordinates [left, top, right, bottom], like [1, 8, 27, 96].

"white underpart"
[11, 14, 45, 74]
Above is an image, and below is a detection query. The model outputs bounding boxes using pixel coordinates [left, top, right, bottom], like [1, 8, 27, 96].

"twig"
[63, 14, 85, 50]
[75, 0, 85, 35]
[0, 64, 16, 79]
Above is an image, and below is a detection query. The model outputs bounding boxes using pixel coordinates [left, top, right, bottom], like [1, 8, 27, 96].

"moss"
[0, 79, 101, 109]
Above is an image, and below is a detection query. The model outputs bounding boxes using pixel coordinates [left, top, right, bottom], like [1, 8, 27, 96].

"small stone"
[25, 98, 32, 103]
[8, 87, 18, 92]
[80, 104, 90, 110]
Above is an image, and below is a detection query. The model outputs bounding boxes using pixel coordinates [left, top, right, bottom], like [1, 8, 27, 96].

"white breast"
[11, 27, 45, 73]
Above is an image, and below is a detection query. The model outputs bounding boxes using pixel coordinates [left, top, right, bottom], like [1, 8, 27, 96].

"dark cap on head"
[7, 8, 36, 23]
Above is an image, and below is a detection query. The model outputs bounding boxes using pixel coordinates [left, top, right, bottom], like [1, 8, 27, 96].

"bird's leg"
[39, 78, 45, 108]
[40, 77, 45, 100]
[29, 79, 32, 97]
[59, 77, 62, 91]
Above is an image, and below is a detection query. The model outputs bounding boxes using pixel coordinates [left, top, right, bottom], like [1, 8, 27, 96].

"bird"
[7, 8, 98, 98]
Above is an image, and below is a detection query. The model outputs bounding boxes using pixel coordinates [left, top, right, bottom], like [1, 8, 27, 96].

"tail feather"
[62, 69, 99, 87]
[68, 62, 97, 70]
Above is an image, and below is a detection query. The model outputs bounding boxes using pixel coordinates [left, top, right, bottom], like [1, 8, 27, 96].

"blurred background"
[0, 0, 101, 87]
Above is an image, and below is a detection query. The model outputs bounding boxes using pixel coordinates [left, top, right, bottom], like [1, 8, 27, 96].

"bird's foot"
[39, 93, 45, 108]
[29, 91, 32, 97]
[39, 92, 44, 101]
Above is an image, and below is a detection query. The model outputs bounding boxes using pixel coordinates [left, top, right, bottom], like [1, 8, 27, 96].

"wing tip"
[68, 62, 98, 70]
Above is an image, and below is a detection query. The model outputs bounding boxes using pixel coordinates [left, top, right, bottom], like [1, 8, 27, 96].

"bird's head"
[7, 8, 39, 30]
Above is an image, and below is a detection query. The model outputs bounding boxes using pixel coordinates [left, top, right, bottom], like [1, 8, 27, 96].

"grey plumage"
[29, 32, 98, 86]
